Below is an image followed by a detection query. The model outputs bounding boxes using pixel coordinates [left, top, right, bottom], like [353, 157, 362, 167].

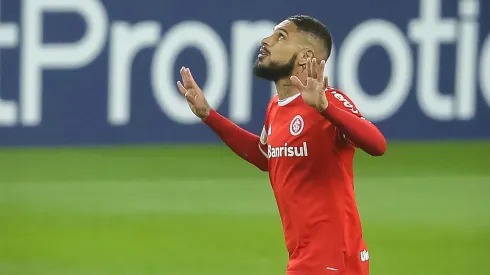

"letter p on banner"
[20, 0, 108, 126]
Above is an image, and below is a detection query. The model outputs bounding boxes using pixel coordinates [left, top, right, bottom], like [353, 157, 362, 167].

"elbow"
[253, 161, 269, 172]
[369, 148, 386, 157]
[258, 165, 269, 172]
[368, 137, 387, 157]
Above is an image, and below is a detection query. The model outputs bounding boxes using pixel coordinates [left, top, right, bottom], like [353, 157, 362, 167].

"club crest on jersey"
[289, 115, 304, 136]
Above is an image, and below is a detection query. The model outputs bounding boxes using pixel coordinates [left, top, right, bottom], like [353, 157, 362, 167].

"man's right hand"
[177, 66, 212, 120]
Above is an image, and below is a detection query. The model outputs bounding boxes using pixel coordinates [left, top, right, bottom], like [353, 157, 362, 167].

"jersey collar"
[277, 92, 301, 107]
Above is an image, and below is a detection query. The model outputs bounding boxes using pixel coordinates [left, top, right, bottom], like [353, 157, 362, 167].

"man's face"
[253, 20, 303, 82]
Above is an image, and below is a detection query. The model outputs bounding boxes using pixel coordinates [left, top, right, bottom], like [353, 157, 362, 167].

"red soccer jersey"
[258, 88, 370, 275]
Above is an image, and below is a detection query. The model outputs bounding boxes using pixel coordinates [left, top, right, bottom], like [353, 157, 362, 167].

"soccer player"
[176, 15, 386, 275]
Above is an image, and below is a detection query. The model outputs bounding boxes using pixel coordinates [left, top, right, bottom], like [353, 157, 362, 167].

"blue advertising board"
[0, 0, 489, 146]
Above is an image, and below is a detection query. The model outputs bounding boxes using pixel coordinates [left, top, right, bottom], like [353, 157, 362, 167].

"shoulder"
[266, 94, 279, 113]
[263, 94, 279, 127]
[270, 94, 279, 105]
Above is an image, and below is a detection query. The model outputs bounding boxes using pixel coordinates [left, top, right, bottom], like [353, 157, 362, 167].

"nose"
[261, 35, 273, 47]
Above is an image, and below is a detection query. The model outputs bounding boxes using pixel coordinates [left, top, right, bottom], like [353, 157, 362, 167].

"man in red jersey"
[176, 15, 386, 275]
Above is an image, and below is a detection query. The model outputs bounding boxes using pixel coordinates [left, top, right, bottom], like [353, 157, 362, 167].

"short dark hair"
[287, 15, 333, 59]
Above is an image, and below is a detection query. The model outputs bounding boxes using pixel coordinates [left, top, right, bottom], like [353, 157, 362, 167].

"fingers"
[180, 66, 197, 89]
[177, 81, 197, 105]
[323, 76, 329, 89]
[306, 58, 325, 81]
[179, 66, 202, 102]
[180, 67, 189, 88]
[290, 76, 307, 92]
[307, 58, 313, 78]
[318, 60, 326, 82]
[311, 58, 317, 80]
[185, 68, 198, 88]
[177, 81, 187, 96]
[187, 68, 196, 84]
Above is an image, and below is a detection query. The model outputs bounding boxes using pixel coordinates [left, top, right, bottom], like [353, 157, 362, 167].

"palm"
[301, 77, 325, 106]
[290, 58, 329, 111]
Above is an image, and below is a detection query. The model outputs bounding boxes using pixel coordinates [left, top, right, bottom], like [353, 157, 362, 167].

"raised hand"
[177, 67, 212, 120]
[290, 58, 329, 112]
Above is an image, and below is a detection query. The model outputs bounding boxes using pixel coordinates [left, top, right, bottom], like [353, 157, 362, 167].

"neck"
[275, 78, 300, 100]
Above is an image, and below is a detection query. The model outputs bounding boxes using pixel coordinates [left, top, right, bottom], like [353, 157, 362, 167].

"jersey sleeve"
[326, 88, 367, 120]
[258, 125, 269, 158]
[258, 96, 276, 159]
[325, 88, 366, 145]
[202, 109, 269, 171]
[323, 87, 387, 156]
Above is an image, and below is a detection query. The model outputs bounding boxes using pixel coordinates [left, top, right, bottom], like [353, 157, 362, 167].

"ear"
[297, 50, 314, 66]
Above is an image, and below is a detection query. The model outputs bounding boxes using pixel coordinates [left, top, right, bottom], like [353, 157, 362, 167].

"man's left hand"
[290, 58, 329, 112]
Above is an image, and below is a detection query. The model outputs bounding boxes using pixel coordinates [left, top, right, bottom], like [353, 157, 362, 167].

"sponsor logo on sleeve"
[330, 90, 367, 120]
[260, 126, 267, 145]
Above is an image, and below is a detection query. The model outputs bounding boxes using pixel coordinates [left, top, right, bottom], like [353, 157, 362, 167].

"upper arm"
[258, 97, 276, 159]
[326, 88, 366, 120]
[258, 126, 269, 158]
[325, 88, 368, 145]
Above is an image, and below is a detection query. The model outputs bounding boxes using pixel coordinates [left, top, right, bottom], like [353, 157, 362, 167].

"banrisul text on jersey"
[268, 142, 308, 158]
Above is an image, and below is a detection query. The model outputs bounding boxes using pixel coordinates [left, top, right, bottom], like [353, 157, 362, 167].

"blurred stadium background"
[0, 0, 489, 274]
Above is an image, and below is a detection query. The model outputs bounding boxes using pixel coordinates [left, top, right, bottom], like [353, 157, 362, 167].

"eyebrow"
[275, 28, 289, 35]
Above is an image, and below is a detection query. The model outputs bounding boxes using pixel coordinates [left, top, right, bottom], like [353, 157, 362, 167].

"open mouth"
[258, 47, 269, 58]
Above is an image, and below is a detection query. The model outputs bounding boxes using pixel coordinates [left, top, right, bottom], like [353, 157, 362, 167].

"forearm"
[321, 104, 387, 156]
[202, 109, 269, 171]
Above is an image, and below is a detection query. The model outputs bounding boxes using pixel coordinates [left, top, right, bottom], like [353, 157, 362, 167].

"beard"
[253, 54, 296, 82]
